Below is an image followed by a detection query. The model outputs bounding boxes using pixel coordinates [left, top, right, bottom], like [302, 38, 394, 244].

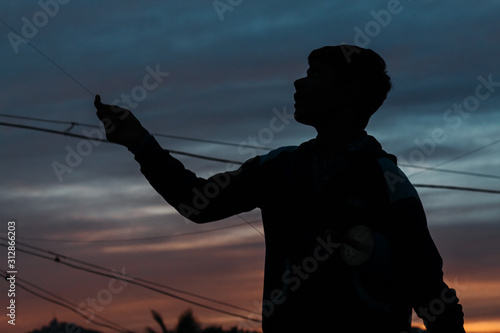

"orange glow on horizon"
[464, 320, 500, 333]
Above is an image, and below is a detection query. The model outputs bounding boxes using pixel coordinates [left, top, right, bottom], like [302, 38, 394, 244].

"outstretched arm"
[94, 96, 261, 223]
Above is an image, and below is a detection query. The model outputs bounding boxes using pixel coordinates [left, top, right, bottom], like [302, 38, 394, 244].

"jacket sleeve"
[133, 136, 262, 223]
[380, 158, 466, 333]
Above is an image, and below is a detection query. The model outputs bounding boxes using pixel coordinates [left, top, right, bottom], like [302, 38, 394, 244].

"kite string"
[0, 16, 95, 97]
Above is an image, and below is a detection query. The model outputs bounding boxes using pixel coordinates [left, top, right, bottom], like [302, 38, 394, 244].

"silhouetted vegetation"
[146, 309, 257, 333]
[29, 318, 102, 333]
[28, 310, 259, 333]
[28, 310, 428, 333]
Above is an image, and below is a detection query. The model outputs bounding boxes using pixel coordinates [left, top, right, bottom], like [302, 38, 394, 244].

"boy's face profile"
[293, 60, 353, 129]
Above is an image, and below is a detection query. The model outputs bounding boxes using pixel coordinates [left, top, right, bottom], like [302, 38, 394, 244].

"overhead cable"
[0, 270, 132, 333]
[0, 17, 95, 96]
[2, 121, 500, 194]
[0, 113, 272, 151]
[0, 239, 261, 321]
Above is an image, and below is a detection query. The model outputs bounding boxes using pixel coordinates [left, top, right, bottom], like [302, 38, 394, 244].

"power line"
[406, 138, 500, 179]
[4, 244, 261, 323]
[237, 215, 264, 237]
[0, 113, 84, 127]
[2, 120, 500, 195]
[0, 120, 107, 141]
[0, 270, 132, 333]
[0, 121, 243, 165]
[0, 239, 261, 320]
[413, 184, 500, 194]
[399, 164, 500, 181]
[5, 113, 500, 179]
[0, 113, 273, 151]
[444, 138, 500, 164]
[9, 239, 260, 316]
[3, 220, 261, 244]
[5, 111, 497, 180]
[4, 112, 500, 179]
[0, 17, 95, 97]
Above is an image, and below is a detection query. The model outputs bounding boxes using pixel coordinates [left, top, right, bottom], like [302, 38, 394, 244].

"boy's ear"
[345, 81, 362, 101]
[337, 81, 361, 107]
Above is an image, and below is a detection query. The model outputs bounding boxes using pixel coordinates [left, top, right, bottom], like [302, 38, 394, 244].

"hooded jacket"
[133, 132, 465, 332]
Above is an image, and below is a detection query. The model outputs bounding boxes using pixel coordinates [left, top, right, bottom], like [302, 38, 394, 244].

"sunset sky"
[1, 1, 500, 332]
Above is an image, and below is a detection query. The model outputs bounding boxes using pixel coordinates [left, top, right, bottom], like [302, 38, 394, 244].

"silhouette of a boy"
[95, 45, 465, 332]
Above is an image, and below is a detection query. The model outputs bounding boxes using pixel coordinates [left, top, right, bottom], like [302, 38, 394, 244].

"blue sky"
[1, 1, 500, 332]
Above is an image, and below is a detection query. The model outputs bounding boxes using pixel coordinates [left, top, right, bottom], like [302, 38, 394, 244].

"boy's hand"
[94, 95, 148, 148]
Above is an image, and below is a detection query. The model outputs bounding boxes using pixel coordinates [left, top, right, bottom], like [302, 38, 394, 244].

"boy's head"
[294, 45, 391, 130]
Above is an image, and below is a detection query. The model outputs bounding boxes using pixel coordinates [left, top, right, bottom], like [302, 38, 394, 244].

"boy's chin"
[294, 108, 316, 127]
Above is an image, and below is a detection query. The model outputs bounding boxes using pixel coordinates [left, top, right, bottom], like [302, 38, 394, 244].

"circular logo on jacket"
[340, 225, 375, 266]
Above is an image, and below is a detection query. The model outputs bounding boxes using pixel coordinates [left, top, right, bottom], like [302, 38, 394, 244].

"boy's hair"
[308, 45, 392, 127]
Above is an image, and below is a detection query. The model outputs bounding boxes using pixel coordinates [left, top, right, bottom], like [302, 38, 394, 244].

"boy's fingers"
[94, 95, 134, 127]
[95, 98, 120, 121]
[94, 95, 115, 112]
[94, 94, 104, 109]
